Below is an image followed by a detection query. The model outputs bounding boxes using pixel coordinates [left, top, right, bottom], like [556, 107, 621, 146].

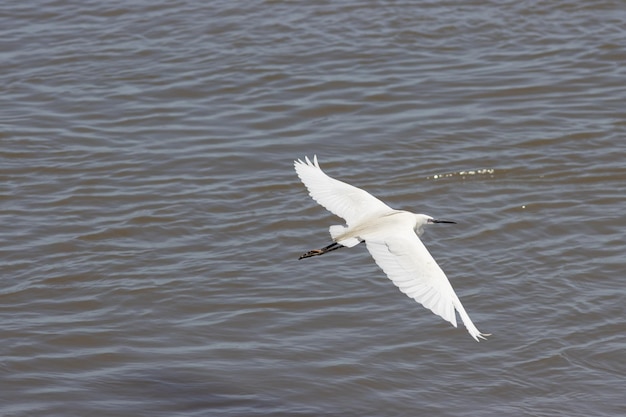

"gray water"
[1, 1, 625, 416]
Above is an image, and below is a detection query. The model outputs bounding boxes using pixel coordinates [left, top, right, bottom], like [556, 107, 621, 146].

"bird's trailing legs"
[299, 242, 345, 260]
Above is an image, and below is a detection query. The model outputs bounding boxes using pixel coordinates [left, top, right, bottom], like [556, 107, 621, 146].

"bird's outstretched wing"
[294, 156, 393, 226]
[365, 227, 488, 341]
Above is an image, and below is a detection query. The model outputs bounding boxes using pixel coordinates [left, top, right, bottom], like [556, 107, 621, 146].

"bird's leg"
[299, 242, 345, 260]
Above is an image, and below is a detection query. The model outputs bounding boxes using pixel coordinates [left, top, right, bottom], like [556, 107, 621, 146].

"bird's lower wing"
[365, 229, 487, 341]
[294, 156, 393, 226]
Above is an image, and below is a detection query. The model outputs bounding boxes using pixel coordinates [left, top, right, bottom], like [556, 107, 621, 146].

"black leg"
[299, 242, 345, 260]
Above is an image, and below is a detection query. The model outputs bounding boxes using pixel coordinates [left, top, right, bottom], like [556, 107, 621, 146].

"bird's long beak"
[431, 219, 456, 224]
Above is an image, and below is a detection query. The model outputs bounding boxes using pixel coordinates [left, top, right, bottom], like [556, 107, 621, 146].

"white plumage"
[294, 155, 489, 341]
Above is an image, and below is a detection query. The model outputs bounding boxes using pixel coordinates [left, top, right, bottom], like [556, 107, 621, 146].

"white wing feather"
[365, 228, 487, 341]
[294, 156, 393, 226]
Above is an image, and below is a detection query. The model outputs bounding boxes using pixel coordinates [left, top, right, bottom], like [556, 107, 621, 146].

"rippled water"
[2, 1, 625, 416]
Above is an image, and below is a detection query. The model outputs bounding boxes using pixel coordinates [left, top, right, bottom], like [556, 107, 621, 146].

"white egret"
[295, 155, 489, 341]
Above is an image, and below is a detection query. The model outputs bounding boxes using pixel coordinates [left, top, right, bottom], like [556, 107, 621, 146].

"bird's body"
[295, 155, 489, 341]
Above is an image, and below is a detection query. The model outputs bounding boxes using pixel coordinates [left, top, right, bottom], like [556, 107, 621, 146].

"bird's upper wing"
[364, 226, 487, 341]
[294, 156, 393, 226]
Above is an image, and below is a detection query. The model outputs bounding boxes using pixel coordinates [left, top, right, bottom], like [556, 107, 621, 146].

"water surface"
[1, 1, 625, 416]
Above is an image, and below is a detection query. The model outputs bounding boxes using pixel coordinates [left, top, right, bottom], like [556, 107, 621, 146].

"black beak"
[431, 219, 456, 224]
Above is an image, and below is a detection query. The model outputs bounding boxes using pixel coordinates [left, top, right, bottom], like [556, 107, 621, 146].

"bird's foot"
[299, 249, 323, 259]
[298, 242, 345, 260]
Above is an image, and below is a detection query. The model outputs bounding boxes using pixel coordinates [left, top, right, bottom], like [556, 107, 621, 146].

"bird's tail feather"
[329, 225, 361, 247]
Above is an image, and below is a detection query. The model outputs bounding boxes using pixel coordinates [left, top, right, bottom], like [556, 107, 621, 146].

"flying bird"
[294, 155, 489, 341]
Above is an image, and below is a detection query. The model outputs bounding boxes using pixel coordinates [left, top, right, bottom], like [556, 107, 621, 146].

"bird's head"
[414, 214, 456, 236]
